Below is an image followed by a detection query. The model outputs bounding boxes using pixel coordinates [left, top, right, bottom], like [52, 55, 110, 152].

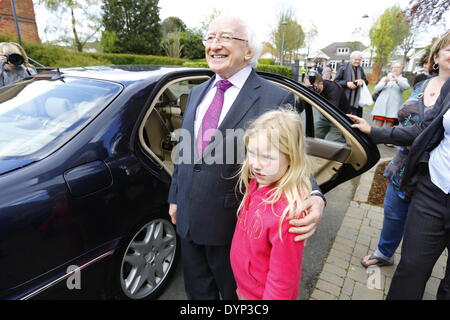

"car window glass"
[155, 79, 206, 130]
[292, 92, 347, 146]
[0, 78, 122, 159]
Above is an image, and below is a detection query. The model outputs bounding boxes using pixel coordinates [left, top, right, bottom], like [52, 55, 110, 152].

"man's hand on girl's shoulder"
[288, 196, 325, 242]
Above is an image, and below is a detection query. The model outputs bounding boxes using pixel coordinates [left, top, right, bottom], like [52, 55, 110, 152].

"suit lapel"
[219, 70, 262, 131]
[184, 76, 215, 135]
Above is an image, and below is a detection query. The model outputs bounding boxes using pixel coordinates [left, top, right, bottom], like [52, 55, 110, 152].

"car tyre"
[106, 216, 179, 300]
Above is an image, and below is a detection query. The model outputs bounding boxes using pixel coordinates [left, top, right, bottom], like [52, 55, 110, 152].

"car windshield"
[0, 77, 122, 159]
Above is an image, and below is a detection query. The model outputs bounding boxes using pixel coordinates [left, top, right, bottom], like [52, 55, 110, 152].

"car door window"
[268, 78, 372, 191]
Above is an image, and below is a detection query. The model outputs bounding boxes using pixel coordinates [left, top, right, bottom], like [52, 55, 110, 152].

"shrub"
[23, 43, 109, 67]
[0, 34, 17, 42]
[256, 64, 292, 78]
[182, 61, 208, 68]
[182, 61, 292, 78]
[180, 30, 204, 60]
[258, 58, 275, 65]
[0, 34, 292, 78]
[82, 52, 187, 66]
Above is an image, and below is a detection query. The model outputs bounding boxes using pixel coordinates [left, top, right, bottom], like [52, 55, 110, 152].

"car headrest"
[45, 97, 71, 118]
[179, 93, 188, 114]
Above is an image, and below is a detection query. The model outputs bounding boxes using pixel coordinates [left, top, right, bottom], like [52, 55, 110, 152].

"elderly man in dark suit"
[334, 51, 368, 117]
[168, 15, 326, 300]
[348, 76, 450, 300]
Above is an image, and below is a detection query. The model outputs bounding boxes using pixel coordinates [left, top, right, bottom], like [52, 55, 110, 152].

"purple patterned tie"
[197, 80, 233, 154]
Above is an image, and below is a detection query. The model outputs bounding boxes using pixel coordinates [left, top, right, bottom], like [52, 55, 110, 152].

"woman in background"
[0, 42, 36, 87]
[371, 62, 410, 129]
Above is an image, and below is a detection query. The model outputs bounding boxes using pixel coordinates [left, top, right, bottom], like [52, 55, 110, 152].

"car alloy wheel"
[119, 218, 177, 299]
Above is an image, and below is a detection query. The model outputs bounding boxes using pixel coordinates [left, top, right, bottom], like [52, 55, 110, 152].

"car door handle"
[63, 161, 113, 197]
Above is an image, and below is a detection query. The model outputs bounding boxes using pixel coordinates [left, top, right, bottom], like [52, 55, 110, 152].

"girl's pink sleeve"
[262, 219, 304, 300]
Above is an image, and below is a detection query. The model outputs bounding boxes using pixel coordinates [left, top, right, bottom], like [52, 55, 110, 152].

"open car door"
[261, 72, 380, 193]
[138, 69, 380, 194]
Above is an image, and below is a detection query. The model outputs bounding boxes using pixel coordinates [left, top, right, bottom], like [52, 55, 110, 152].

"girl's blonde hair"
[237, 107, 313, 240]
[0, 42, 31, 67]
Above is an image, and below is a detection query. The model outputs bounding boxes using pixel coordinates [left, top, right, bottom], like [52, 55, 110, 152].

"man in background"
[306, 70, 350, 143]
[334, 51, 368, 117]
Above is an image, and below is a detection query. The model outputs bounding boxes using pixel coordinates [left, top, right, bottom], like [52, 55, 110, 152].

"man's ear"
[244, 47, 253, 62]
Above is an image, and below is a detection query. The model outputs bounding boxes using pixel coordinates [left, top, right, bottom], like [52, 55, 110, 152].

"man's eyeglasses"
[202, 34, 248, 45]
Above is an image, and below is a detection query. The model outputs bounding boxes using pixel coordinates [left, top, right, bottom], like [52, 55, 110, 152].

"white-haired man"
[334, 51, 368, 117]
[168, 16, 325, 299]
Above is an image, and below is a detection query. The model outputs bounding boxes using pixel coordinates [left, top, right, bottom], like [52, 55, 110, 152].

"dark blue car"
[0, 66, 379, 300]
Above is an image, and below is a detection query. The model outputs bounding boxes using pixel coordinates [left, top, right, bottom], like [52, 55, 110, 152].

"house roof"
[307, 49, 330, 60]
[321, 41, 367, 61]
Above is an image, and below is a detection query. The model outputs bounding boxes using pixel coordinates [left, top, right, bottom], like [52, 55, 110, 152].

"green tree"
[162, 34, 183, 58]
[161, 17, 187, 36]
[159, 16, 203, 59]
[198, 8, 223, 36]
[304, 23, 318, 58]
[38, 0, 101, 52]
[100, 30, 120, 53]
[102, 0, 162, 55]
[369, 6, 409, 68]
[180, 29, 204, 60]
[271, 7, 305, 65]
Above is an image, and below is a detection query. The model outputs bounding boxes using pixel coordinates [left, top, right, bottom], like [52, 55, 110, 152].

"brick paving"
[310, 158, 448, 300]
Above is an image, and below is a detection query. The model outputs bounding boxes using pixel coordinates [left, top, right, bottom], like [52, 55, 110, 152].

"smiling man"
[168, 16, 325, 300]
[334, 51, 368, 117]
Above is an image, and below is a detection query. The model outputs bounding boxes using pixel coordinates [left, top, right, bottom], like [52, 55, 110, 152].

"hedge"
[257, 64, 292, 78]
[81, 52, 187, 66]
[258, 58, 275, 65]
[1, 34, 291, 77]
[183, 61, 209, 68]
[182, 61, 292, 78]
[24, 43, 109, 67]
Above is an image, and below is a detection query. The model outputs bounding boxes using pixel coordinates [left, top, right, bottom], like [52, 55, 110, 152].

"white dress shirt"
[194, 66, 252, 139]
[429, 108, 450, 194]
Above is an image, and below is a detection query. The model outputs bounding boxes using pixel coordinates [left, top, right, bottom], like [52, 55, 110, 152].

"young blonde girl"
[230, 108, 312, 300]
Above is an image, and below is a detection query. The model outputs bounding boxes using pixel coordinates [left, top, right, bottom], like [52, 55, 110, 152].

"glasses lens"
[220, 35, 233, 42]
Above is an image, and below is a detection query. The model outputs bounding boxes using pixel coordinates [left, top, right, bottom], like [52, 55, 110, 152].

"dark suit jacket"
[334, 63, 368, 88]
[370, 78, 450, 189]
[322, 80, 351, 114]
[168, 70, 295, 246]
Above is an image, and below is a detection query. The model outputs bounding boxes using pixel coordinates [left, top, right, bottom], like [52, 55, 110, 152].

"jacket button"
[193, 164, 201, 172]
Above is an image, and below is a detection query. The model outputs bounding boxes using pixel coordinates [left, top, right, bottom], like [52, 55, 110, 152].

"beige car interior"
[139, 76, 210, 173]
[139, 76, 368, 186]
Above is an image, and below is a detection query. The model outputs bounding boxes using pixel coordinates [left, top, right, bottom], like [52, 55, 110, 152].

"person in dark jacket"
[334, 51, 368, 117]
[305, 71, 350, 143]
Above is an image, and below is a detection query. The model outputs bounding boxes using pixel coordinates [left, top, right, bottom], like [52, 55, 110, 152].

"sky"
[33, 0, 450, 50]
[158, 0, 449, 48]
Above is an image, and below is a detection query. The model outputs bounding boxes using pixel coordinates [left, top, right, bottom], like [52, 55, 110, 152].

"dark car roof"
[58, 65, 211, 86]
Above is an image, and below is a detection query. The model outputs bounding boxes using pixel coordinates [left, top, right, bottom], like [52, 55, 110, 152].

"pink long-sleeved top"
[230, 179, 305, 300]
